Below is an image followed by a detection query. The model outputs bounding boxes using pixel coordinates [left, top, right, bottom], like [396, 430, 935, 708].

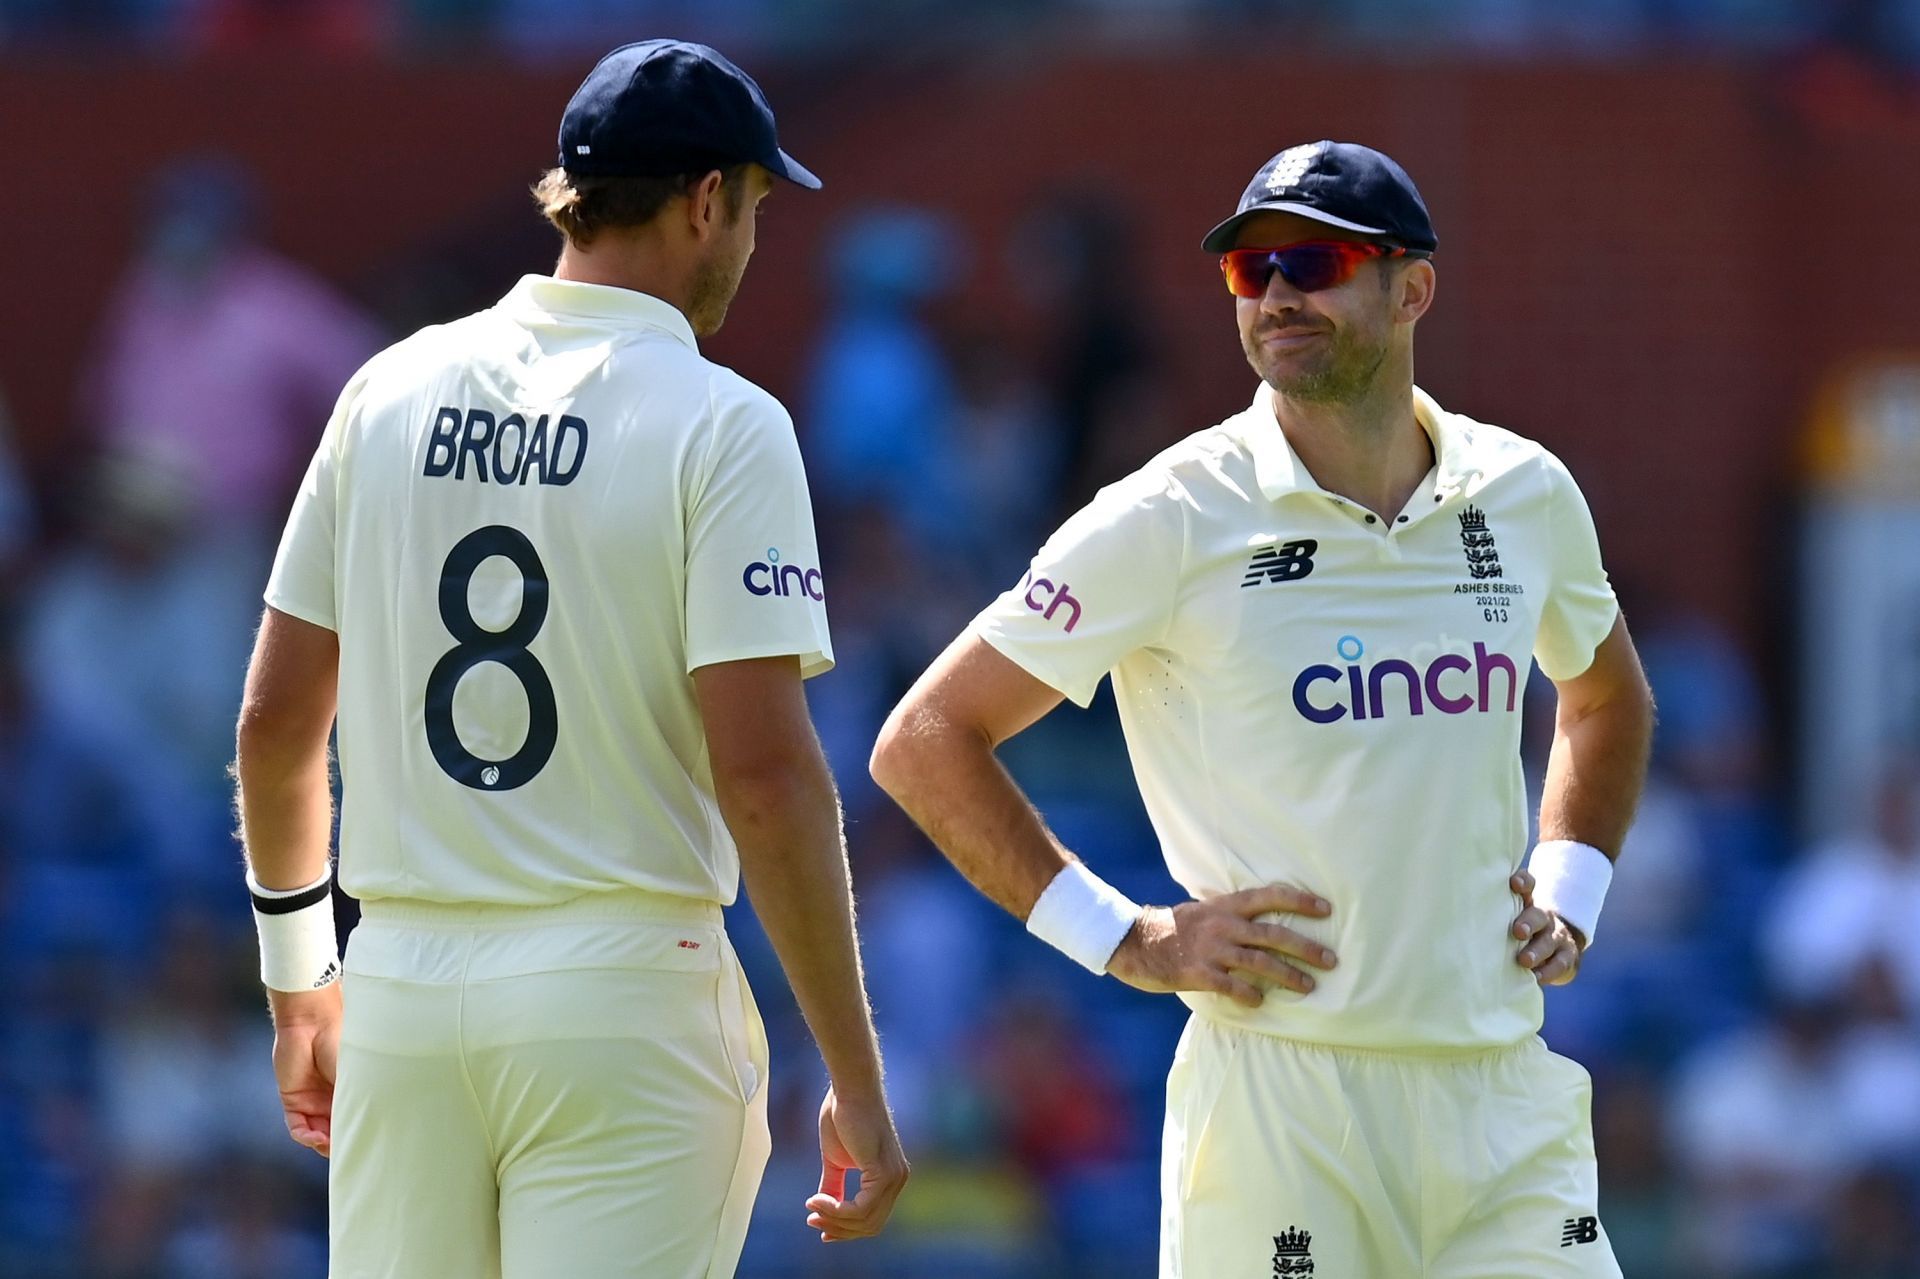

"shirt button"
[1365, 514, 1377, 524]
[1397, 515, 1408, 523]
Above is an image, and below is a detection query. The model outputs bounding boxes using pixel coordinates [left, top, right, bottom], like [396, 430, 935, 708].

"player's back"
[266, 275, 832, 907]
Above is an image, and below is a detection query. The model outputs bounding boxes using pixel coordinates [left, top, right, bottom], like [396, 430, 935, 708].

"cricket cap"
[1201, 141, 1434, 253]
[558, 39, 821, 189]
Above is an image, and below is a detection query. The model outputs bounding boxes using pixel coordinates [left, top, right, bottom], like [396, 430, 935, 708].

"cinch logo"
[1019, 572, 1081, 633]
[1291, 635, 1520, 724]
[743, 548, 824, 601]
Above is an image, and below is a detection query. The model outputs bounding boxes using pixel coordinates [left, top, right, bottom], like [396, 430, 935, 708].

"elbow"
[234, 701, 320, 786]
[868, 701, 923, 799]
[233, 703, 275, 781]
[867, 720, 903, 798]
[711, 742, 825, 821]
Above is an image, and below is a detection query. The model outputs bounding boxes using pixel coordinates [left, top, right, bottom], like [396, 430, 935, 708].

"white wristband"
[248, 864, 343, 992]
[1025, 861, 1143, 975]
[1527, 840, 1613, 947]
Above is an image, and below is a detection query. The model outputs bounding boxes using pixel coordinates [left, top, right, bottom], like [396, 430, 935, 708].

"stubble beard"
[688, 244, 749, 337]
[1247, 323, 1390, 406]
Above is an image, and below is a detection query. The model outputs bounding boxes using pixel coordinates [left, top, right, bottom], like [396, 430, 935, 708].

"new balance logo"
[1243, 539, 1318, 587]
[1561, 1216, 1599, 1247]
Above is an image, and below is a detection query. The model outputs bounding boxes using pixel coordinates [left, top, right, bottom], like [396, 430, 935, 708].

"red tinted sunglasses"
[1220, 240, 1426, 299]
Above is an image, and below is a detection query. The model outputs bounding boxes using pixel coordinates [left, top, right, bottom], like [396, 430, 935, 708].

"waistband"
[356, 887, 723, 931]
[1190, 1006, 1538, 1064]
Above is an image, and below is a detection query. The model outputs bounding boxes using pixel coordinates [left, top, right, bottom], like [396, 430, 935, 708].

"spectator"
[1007, 194, 1170, 516]
[1668, 994, 1854, 1274]
[20, 450, 258, 879]
[1668, 984, 1920, 1275]
[1817, 1166, 1920, 1279]
[946, 328, 1061, 590]
[92, 911, 293, 1175]
[78, 154, 381, 539]
[805, 207, 967, 541]
[161, 1157, 327, 1279]
[1591, 1070, 1680, 1279]
[974, 990, 1130, 1183]
[1763, 760, 1920, 1018]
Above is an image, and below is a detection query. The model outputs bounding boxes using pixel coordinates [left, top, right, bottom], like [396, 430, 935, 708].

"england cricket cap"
[558, 39, 821, 189]
[1201, 141, 1435, 253]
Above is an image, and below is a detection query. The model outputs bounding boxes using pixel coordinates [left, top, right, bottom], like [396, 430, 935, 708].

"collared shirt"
[974, 382, 1617, 1051]
[267, 275, 832, 907]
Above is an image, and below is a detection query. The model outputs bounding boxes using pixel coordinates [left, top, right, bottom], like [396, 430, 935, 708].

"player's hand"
[1106, 884, 1337, 1008]
[806, 1085, 909, 1243]
[1510, 868, 1584, 986]
[268, 984, 342, 1158]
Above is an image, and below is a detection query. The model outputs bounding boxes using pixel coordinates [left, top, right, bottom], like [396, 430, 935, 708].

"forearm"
[235, 743, 335, 889]
[870, 707, 1070, 921]
[236, 741, 338, 1023]
[721, 751, 884, 1100]
[1538, 691, 1653, 858]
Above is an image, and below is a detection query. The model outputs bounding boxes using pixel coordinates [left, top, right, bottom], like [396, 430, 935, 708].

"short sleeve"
[263, 379, 355, 631]
[971, 474, 1184, 708]
[684, 379, 833, 678]
[1532, 451, 1619, 681]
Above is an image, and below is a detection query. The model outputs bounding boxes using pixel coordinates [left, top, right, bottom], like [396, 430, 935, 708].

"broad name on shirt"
[423, 406, 589, 486]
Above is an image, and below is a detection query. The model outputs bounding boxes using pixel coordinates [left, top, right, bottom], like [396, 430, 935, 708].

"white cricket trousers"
[327, 888, 770, 1279]
[1160, 1016, 1622, 1278]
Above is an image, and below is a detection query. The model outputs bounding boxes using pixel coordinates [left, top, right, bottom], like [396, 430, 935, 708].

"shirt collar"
[1239, 381, 1473, 503]
[497, 275, 699, 352]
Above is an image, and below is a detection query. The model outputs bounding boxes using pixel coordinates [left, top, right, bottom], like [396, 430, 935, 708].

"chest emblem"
[1272, 1226, 1315, 1275]
[1243, 538, 1318, 587]
[1457, 505, 1504, 580]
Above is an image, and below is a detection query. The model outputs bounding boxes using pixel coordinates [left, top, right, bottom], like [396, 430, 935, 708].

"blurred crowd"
[3, 0, 1920, 65]
[0, 142, 1918, 1278]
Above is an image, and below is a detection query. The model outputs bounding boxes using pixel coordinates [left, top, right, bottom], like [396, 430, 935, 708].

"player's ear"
[1395, 258, 1436, 325]
[687, 169, 728, 241]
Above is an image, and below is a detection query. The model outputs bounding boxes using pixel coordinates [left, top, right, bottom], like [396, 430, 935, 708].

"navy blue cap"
[559, 39, 820, 189]
[1201, 141, 1434, 254]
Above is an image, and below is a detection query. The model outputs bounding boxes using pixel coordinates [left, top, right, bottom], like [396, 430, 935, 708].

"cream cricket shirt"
[266, 276, 832, 907]
[975, 384, 1617, 1051]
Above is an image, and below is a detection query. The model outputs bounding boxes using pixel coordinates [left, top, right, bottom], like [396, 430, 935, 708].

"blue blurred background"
[4, 1, 1920, 1276]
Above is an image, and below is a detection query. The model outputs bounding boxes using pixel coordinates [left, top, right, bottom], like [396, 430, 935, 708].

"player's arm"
[1513, 613, 1655, 984]
[233, 605, 342, 1155]
[692, 655, 906, 1243]
[871, 633, 1338, 1007]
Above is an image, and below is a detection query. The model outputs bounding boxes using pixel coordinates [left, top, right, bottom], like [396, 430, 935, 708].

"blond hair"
[532, 165, 747, 249]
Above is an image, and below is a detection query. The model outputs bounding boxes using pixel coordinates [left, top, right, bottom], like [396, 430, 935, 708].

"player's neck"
[1271, 367, 1432, 522]
[552, 241, 697, 326]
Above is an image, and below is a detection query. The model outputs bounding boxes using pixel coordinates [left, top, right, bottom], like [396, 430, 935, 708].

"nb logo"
[1561, 1216, 1599, 1247]
[1243, 539, 1318, 587]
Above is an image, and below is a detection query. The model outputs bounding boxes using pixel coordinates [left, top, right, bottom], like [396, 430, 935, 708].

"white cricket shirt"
[266, 276, 833, 907]
[975, 383, 1617, 1051]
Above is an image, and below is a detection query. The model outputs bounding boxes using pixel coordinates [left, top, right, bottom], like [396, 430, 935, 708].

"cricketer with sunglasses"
[872, 141, 1653, 1277]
